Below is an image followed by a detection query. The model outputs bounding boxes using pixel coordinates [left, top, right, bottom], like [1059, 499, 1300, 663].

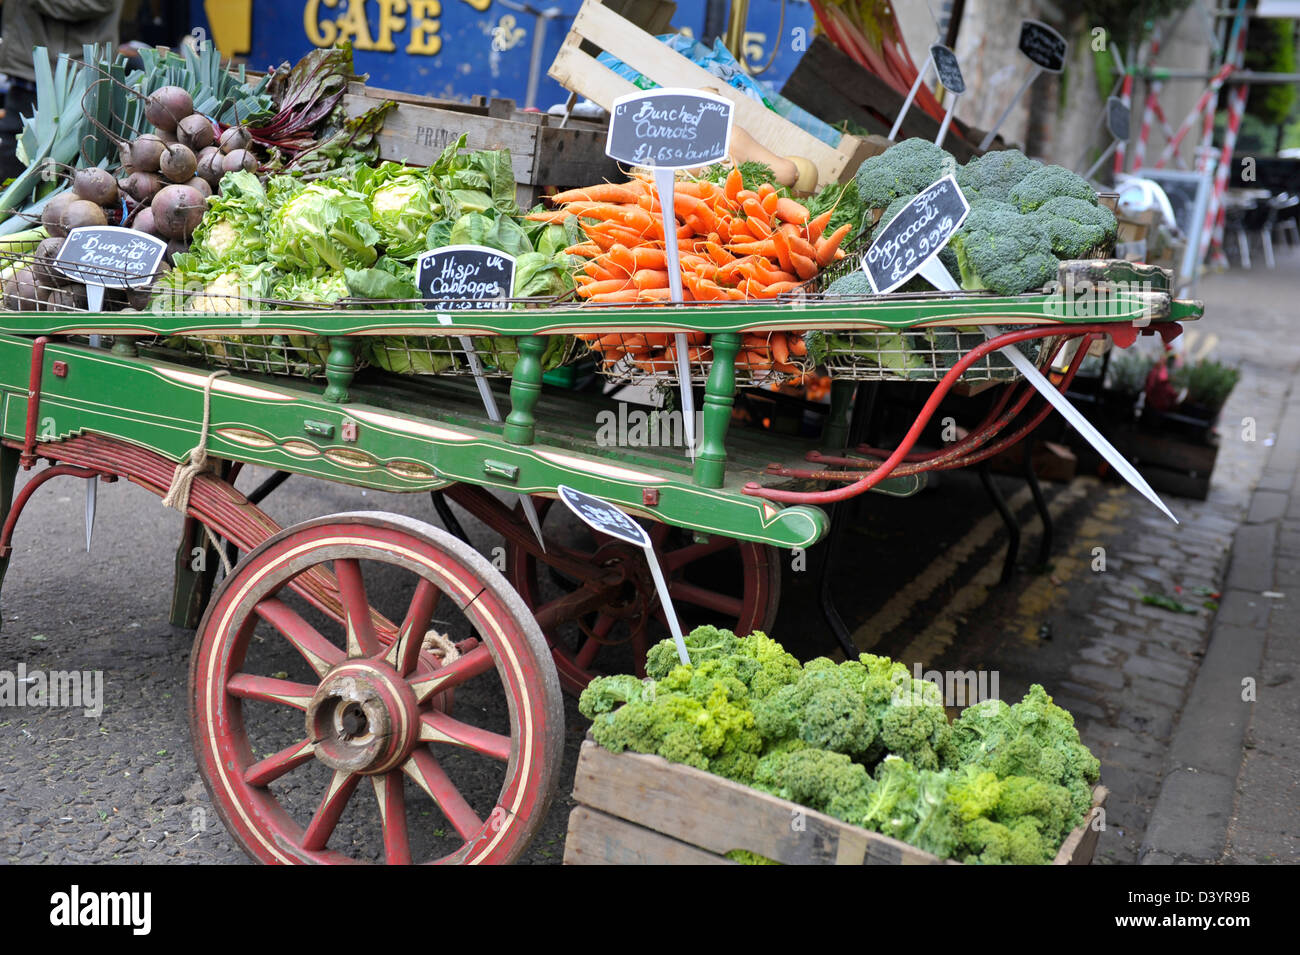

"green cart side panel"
[0, 335, 829, 550]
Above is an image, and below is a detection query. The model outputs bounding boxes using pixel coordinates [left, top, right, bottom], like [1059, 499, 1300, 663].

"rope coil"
[161, 369, 232, 573]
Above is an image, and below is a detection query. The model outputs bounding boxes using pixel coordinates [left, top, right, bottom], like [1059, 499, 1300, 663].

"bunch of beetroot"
[117, 85, 257, 256]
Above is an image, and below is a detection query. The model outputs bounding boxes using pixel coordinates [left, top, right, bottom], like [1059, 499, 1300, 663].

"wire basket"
[365, 333, 585, 378]
[818, 327, 1060, 383]
[176, 334, 338, 380]
[577, 329, 814, 388]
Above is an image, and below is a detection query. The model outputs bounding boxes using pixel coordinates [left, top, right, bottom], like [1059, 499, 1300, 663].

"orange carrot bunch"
[526, 168, 851, 377]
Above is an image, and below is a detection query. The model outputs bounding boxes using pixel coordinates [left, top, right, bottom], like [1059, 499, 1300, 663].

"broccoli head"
[753, 747, 874, 825]
[956, 149, 1041, 205]
[949, 202, 1057, 295]
[1007, 164, 1097, 213]
[1030, 196, 1118, 259]
[853, 137, 958, 210]
[754, 664, 878, 758]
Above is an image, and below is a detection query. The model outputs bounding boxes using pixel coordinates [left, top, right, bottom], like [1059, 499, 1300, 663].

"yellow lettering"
[460, 0, 490, 12]
[406, 0, 442, 54]
[373, 0, 408, 52]
[334, 0, 377, 50]
[304, 0, 339, 47]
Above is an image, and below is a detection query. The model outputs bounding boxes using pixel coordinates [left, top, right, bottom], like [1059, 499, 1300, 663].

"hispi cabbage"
[355, 162, 442, 260]
[266, 177, 380, 272]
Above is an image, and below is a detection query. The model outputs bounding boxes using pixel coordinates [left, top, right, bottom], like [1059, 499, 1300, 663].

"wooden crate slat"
[563, 807, 731, 864]
[569, 740, 945, 864]
[549, 0, 868, 186]
[567, 740, 1109, 865]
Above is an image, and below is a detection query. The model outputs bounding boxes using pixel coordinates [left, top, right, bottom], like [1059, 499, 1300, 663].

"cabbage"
[189, 170, 269, 267]
[266, 178, 380, 272]
[272, 271, 351, 304]
[355, 162, 442, 260]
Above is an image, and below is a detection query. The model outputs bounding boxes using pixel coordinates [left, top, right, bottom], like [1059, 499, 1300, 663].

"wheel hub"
[306, 661, 420, 775]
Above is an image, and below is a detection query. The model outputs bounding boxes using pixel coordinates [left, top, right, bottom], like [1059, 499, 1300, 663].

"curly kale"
[948, 766, 1079, 864]
[753, 747, 874, 824]
[1007, 164, 1098, 213]
[645, 627, 800, 701]
[586, 673, 762, 781]
[949, 202, 1058, 295]
[860, 756, 961, 859]
[853, 137, 958, 210]
[577, 673, 650, 718]
[754, 664, 878, 758]
[956, 149, 1042, 205]
[1030, 196, 1118, 258]
[947, 684, 1101, 819]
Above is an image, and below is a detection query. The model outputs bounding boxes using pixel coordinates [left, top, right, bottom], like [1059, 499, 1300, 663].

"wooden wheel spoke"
[409, 643, 494, 703]
[667, 579, 744, 617]
[255, 598, 344, 678]
[226, 673, 317, 711]
[662, 535, 734, 572]
[384, 578, 442, 676]
[334, 558, 382, 658]
[420, 710, 511, 762]
[244, 739, 316, 787]
[372, 771, 412, 865]
[402, 749, 483, 841]
[300, 769, 361, 852]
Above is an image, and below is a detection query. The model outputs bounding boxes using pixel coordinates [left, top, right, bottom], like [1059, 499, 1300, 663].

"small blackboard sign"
[930, 44, 965, 94]
[415, 245, 516, 310]
[1018, 19, 1067, 73]
[556, 485, 650, 548]
[1106, 95, 1131, 141]
[54, 226, 166, 289]
[606, 88, 734, 170]
[862, 176, 970, 294]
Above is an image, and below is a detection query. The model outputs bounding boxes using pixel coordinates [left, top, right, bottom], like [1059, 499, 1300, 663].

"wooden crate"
[547, 0, 875, 187]
[342, 83, 622, 206]
[564, 740, 1108, 865]
[780, 36, 992, 164]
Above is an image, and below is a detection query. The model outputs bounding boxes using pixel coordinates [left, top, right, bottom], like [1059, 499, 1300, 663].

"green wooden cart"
[0, 259, 1198, 863]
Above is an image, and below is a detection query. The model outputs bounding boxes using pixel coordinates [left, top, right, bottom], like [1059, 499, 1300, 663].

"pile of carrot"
[526, 167, 852, 378]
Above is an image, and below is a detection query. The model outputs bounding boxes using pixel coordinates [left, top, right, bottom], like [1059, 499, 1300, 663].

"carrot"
[636, 287, 673, 302]
[788, 334, 808, 357]
[742, 197, 770, 227]
[788, 233, 819, 262]
[551, 184, 644, 205]
[771, 334, 790, 365]
[525, 209, 574, 223]
[605, 244, 636, 276]
[724, 166, 744, 204]
[764, 281, 803, 296]
[704, 241, 735, 266]
[563, 243, 602, 258]
[633, 270, 671, 291]
[577, 278, 634, 297]
[587, 289, 642, 304]
[772, 197, 809, 226]
[761, 190, 780, 217]
[771, 228, 794, 273]
[789, 250, 819, 281]
[736, 189, 759, 206]
[596, 333, 628, 349]
[757, 183, 777, 200]
[631, 247, 668, 270]
[807, 210, 832, 242]
[815, 223, 853, 267]
[726, 239, 781, 257]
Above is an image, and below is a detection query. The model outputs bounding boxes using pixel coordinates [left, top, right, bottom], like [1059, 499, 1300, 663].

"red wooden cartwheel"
[189, 511, 564, 864]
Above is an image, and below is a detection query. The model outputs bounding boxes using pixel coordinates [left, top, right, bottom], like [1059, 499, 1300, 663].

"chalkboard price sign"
[1018, 19, 1067, 73]
[1106, 95, 1131, 141]
[605, 88, 734, 170]
[930, 44, 965, 94]
[54, 226, 167, 310]
[557, 485, 651, 548]
[415, 245, 516, 311]
[862, 176, 970, 294]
